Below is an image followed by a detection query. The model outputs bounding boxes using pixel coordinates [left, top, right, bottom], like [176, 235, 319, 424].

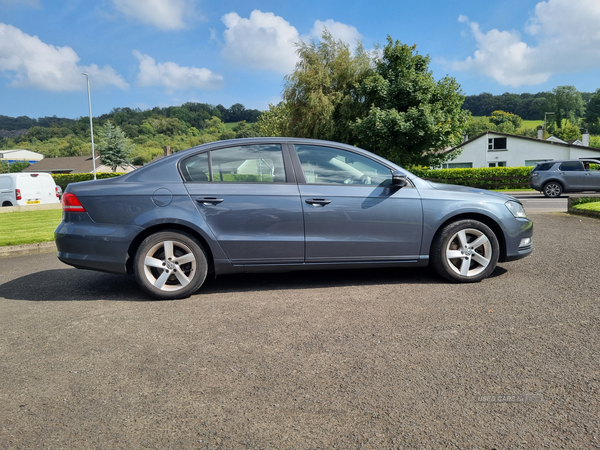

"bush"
[409, 166, 533, 190]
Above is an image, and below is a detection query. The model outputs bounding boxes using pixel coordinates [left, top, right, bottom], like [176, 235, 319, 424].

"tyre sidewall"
[134, 230, 208, 300]
[543, 182, 562, 198]
[431, 219, 500, 283]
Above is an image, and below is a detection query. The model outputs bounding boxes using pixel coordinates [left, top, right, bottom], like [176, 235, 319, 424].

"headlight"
[505, 201, 527, 218]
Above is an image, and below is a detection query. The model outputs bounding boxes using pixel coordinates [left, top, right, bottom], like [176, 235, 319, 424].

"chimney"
[163, 146, 171, 157]
[582, 130, 590, 147]
[537, 127, 544, 140]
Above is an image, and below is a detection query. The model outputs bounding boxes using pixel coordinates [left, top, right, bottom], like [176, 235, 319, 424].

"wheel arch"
[126, 223, 216, 276]
[542, 179, 565, 190]
[429, 213, 508, 263]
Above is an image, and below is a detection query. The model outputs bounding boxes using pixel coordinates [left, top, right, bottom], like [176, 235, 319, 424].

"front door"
[292, 144, 423, 262]
[584, 163, 600, 190]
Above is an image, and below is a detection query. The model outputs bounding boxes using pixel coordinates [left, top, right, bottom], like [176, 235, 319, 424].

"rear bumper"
[55, 214, 142, 275]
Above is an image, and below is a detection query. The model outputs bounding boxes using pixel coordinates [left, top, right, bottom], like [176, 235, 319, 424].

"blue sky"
[1, 0, 599, 120]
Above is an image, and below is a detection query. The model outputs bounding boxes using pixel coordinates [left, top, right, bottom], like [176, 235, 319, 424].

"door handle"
[305, 198, 331, 206]
[197, 197, 224, 205]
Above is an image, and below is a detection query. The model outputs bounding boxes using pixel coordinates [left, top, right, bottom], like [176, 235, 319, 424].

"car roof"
[544, 159, 600, 163]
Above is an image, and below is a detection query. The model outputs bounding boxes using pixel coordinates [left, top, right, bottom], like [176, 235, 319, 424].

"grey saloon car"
[530, 159, 600, 197]
[55, 138, 533, 299]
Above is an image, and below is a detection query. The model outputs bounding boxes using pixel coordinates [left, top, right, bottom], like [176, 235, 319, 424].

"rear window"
[532, 162, 555, 172]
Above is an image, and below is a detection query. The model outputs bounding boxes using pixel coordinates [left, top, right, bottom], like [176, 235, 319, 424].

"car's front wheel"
[430, 220, 499, 283]
[543, 181, 563, 198]
[134, 230, 208, 300]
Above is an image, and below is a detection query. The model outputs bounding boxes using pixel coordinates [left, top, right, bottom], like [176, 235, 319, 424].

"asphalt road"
[513, 191, 600, 215]
[1, 211, 599, 449]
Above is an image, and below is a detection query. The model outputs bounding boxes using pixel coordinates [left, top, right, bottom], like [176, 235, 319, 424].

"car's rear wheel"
[134, 230, 208, 300]
[430, 220, 499, 283]
[543, 181, 563, 198]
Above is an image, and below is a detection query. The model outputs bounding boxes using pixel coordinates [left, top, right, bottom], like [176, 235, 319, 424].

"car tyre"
[542, 181, 563, 198]
[134, 230, 208, 300]
[430, 219, 499, 283]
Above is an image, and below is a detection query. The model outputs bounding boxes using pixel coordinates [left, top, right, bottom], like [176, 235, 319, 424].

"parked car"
[530, 159, 600, 197]
[55, 138, 533, 299]
[0, 172, 61, 207]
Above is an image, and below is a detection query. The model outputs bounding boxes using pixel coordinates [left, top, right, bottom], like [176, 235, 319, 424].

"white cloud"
[221, 10, 300, 73]
[133, 50, 224, 90]
[452, 0, 600, 87]
[0, 23, 128, 91]
[310, 19, 362, 50]
[221, 11, 363, 74]
[112, 0, 196, 30]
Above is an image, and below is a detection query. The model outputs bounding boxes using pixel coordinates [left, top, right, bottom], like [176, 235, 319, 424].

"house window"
[441, 162, 473, 169]
[488, 137, 507, 151]
[488, 162, 507, 168]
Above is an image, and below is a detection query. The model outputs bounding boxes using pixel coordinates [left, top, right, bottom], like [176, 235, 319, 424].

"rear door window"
[181, 145, 286, 183]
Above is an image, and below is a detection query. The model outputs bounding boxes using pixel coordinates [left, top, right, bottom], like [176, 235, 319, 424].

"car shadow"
[0, 269, 146, 302]
[0, 265, 508, 301]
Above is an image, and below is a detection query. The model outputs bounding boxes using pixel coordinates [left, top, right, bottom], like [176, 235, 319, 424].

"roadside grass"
[0, 209, 62, 246]
[574, 201, 600, 212]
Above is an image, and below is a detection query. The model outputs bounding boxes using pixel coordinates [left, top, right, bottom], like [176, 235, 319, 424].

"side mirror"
[391, 170, 407, 187]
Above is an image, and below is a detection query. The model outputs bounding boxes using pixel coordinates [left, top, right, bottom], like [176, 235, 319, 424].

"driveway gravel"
[0, 212, 599, 449]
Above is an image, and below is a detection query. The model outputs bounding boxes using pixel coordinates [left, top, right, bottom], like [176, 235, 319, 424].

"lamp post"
[82, 73, 97, 180]
[544, 112, 555, 139]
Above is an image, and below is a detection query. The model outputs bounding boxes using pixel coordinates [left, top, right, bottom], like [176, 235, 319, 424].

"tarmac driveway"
[0, 212, 599, 449]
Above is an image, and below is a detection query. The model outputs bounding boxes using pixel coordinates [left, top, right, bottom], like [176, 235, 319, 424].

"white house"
[0, 149, 44, 164]
[442, 131, 600, 168]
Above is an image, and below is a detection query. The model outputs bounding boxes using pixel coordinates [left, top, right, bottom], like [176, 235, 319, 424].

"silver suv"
[530, 159, 600, 197]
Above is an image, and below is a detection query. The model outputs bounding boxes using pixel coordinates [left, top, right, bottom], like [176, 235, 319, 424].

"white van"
[0, 173, 60, 207]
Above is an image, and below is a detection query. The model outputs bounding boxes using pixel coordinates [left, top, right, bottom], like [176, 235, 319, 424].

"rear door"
[182, 143, 305, 264]
[291, 144, 423, 262]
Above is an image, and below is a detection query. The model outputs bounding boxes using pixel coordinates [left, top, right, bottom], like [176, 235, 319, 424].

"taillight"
[62, 193, 86, 212]
[56, 187, 59, 198]
[16, 189, 21, 200]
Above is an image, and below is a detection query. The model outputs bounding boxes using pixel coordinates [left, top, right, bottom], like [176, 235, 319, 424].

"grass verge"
[573, 201, 600, 212]
[0, 209, 62, 246]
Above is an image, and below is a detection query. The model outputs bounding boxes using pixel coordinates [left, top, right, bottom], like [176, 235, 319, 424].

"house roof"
[22, 156, 136, 174]
[23, 156, 94, 173]
[453, 131, 599, 153]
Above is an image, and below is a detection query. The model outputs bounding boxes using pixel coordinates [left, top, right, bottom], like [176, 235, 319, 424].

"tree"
[0, 160, 29, 173]
[585, 89, 600, 133]
[554, 121, 582, 141]
[549, 86, 585, 128]
[283, 30, 372, 142]
[256, 103, 290, 137]
[489, 110, 522, 130]
[351, 37, 469, 167]
[96, 122, 133, 171]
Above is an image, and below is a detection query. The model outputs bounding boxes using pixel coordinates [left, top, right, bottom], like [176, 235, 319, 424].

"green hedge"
[52, 173, 123, 190]
[409, 167, 533, 190]
[51, 167, 534, 191]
